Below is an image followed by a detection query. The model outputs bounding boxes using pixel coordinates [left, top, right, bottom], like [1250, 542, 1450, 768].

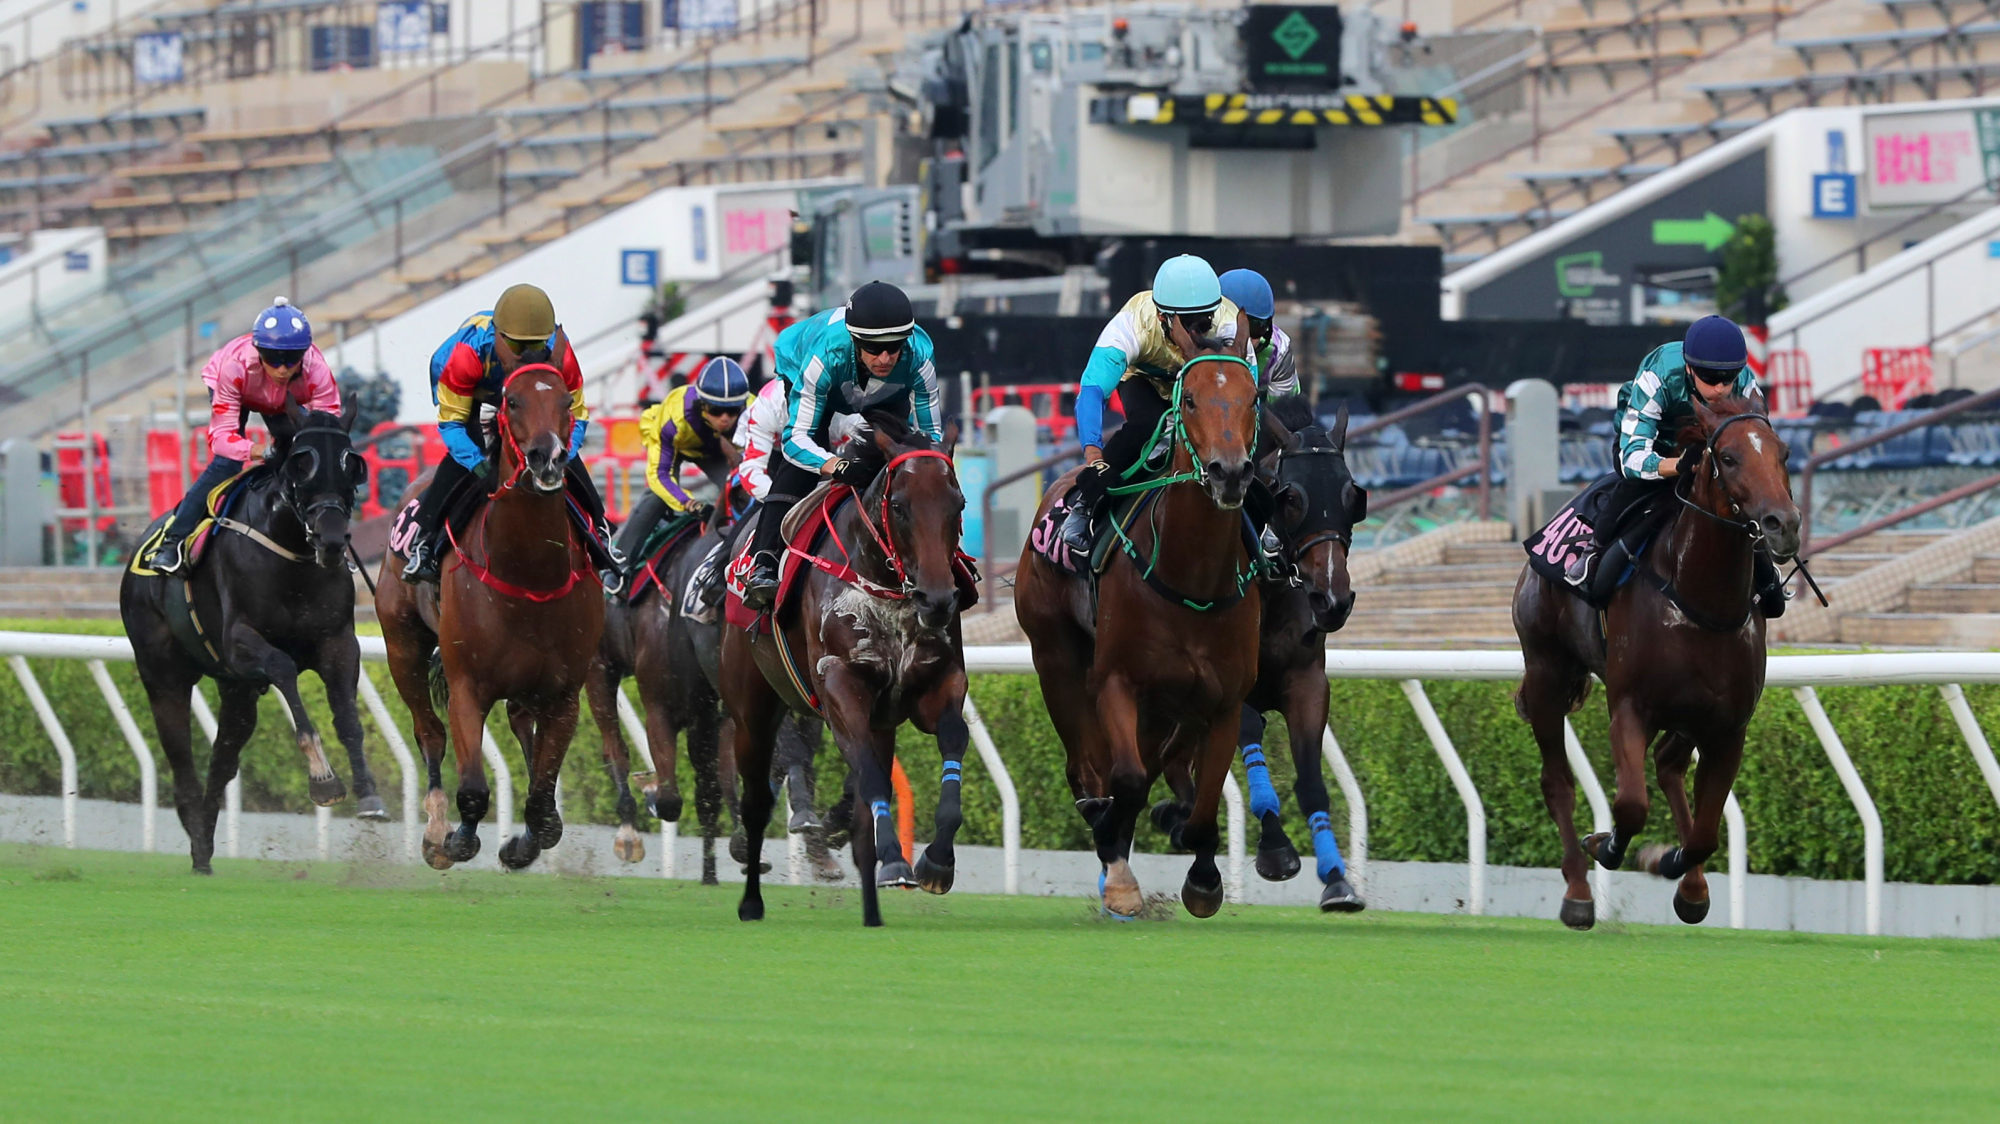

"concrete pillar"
[0, 439, 46, 565]
[1505, 379, 1560, 536]
[983, 405, 1039, 562]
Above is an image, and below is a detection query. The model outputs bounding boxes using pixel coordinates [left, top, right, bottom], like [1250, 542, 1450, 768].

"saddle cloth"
[623, 514, 705, 606]
[128, 466, 263, 578]
[1523, 473, 1669, 596]
[384, 472, 597, 568]
[722, 487, 854, 635]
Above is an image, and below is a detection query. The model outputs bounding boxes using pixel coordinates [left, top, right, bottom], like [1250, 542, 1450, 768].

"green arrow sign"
[1651, 211, 1735, 252]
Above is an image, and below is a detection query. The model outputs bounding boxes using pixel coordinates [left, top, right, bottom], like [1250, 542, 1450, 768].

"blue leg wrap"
[1240, 743, 1281, 820]
[940, 760, 962, 787]
[1309, 811, 1346, 884]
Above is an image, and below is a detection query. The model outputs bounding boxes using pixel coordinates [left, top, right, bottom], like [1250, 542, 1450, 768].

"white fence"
[9, 631, 2000, 935]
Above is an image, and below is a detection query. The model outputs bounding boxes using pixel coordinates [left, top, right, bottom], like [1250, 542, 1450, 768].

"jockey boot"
[151, 537, 190, 576]
[692, 543, 729, 608]
[1754, 548, 1788, 620]
[402, 533, 441, 585]
[1058, 500, 1097, 557]
[743, 551, 781, 611]
[1584, 533, 1637, 608]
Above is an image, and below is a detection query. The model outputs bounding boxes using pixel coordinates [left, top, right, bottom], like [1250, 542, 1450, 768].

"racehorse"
[376, 362, 605, 871]
[121, 404, 380, 873]
[722, 387, 970, 927]
[1155, 394, 1368, 910]
[1015, 317, 1264, 919]
[1513, 393, 1799, 929]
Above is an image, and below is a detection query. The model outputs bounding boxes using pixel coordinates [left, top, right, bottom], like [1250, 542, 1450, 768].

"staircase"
[1339, 539, 1523, 647]
[0, 567, 123, 620]
[1819, 529, 2000, 646]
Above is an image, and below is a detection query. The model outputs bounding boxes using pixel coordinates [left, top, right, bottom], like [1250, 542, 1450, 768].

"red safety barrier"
[972, 382, 1083, 441]
[1766, 349, 1814, 416]
[55, 432, 115, 533]
[1861, 346, 1933, 410]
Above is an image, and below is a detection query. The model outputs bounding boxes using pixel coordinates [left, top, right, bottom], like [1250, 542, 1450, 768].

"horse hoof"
[530, 816, 564, 850]
[814, 855, 845, 883]
[421, 839, 454, 871]
[1319, 877, 1366, 913]
[307, 774, 347, 808]
[788, 808, 822, 833]
[1581, 832, 1624, 870]
[1182, 875, 1225, 918]
[728, 831, 750, 865]
[913, 850, 954, 895]
[355, 794, 388, 821]
[739, 896, 764, 922]
[1256, 844, 1302, 883]
[647, 792, 683, 823]
[1673, 889, 1711, 925]
[1560, 898, 1596, 931]
[443, 830, 480, 864]
[1148, 799, 1191, 848]
[612, 828, 645, 864]
[876, 860, 918, 889]
[1102, 863, 1143, 918]
[498, 834, 541, 871]
[191, 861, 213, 876]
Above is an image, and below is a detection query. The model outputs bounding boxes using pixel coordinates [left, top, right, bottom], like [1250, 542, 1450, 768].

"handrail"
[1350, 384, 1494, 521]
[1777, 179, 1992, 293]
[978, 442, 1083, 609]
[1798, 382, 2000, 552]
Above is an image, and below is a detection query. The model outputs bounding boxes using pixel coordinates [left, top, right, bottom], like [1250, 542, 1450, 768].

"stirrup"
[1562, 553, 1593, 588]
[599, 568, 626, 596]
[402, 540, 439, 584]
[742, 551, 780, 609]
[152, 541, 187, 575]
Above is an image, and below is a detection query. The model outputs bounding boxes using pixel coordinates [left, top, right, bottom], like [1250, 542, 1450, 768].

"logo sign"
[1241, 5, 1343, 92]
[1554, 251, 1619, 298]
[63, 250, 89, 272]
[1864, 109, 1995, 208]
[133, 31, 184, 84]
[1813, 173, 1857, 218]
[376, 1, 429, 52]
[620, 249, 659, 287]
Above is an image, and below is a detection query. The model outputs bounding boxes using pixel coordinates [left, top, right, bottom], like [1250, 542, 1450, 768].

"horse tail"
[427, 648, 449, 711]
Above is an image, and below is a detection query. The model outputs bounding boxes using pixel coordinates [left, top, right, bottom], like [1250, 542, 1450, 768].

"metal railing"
[1798, 384, 2000, 554]
[1350, 384, 1495, 520]
[977, 442, 1082, 611]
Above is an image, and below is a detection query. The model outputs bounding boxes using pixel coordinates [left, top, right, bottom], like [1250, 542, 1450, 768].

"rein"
[446, 364, 595, 603]
[788, 448, 958, 602]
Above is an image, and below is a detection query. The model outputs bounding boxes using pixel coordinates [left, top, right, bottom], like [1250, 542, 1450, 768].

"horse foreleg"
[316, 634, 384, 820]
[198, 681, 262, 871]
[1283, 672, 1362, 911]
[500, 698, 577, 871]
[1658, 728, 1745, 926]
[1236, 703, 1299, 882]
[1093, 674, 1148, 918]
[1178, 715, 1238, 919]
[1646, 732, 1697, 882]
[380, 619, 451, 869]
[912, 671, 970, 895]
[1584, 698, 1653, 872]
[1520, 659, 1595, 928]
[225, 622, 344, 808]
[584, 662, 643, 864]
[722, 631, 783, 920]
[441, 687, 493, 867]
[637, 669, 683, 824]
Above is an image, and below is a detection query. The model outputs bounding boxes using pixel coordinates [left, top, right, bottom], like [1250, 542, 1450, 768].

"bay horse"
[376, 362, 605, 871]
[1513, 393, 1800, 930]
[121, 404, 380, 873]
[1015, 317, 1263, 919]
[721, 389, 969, 928]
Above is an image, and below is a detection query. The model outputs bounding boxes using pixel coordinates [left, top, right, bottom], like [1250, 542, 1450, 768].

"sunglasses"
[503, 335, 547, 355]
[856, 338, 905, 357]
[257, 348, 305, 369]
[699, 405, 742, 421]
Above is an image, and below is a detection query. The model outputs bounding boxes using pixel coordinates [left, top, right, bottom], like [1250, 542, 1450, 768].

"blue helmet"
[1151, 255, 1221, 315]
[1683, 314, 1748, 373]
[1218, 269, 1275, 320]
[251, 297, 311, 350]
[693, 356, 750, 408]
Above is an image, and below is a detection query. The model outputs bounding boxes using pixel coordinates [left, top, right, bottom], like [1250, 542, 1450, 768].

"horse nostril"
[1207, 460, 1225, 481]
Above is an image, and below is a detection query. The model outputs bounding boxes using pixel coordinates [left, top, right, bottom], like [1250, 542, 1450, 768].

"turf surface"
[3, 845, 1997, 1120]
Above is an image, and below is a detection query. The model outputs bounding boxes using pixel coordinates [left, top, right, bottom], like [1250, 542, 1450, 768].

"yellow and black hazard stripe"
[1089, 93, 1458, 127]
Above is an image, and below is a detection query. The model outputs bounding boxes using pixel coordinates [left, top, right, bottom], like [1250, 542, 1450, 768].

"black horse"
[120, 405, 380, 873]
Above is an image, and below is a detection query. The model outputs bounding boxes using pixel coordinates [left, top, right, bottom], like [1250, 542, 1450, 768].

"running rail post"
[1321, 725, 1367, 892]
[1401, 679, 1485, 914]
[270, 696, 332, 860]
[1793, 686, 1882, 936]
[613, 687, 673, 879]
[1724, 792, 1747, 930]
[1561, 718, 1612, 906]
[1222, 771, 1245, 903]
[186, 689, 232, 858]
[355, 671, 421, 861]
[9, 656, 77, 849]
[1939, 684, 2000, 816]
[961, 694, 1020, 894]
[479, 725, 516, 845]
[86, 658, 155, 853]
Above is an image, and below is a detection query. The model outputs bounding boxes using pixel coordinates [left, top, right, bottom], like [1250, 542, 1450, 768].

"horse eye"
[1721, 453, 1737, 467]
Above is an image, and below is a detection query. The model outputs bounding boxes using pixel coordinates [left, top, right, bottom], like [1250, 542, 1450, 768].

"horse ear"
[340, 396, 360, 433]
[1231, 310, 1251, 360]
[872, 423, 897, 460]
[1747, 387, 1770, 417]
[942, 418, 960, 457]
[1165, 313, 1201, 360]
[1332, 404, 1350, 450]
[1691, 393, 1721, 432]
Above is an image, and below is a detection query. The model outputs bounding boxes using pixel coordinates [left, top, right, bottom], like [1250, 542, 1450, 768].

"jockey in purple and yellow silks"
[399, 282, 610, 584]
[602, 356, 750, 594]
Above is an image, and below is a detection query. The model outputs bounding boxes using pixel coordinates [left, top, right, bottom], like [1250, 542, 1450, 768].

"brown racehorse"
[1015, 318, 1264, 919]
[1513, 393, 1800, 930]
[377, 362, 606, 871]
[721, 392, 969, 928]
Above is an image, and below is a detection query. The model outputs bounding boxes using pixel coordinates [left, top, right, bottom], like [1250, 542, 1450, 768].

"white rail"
[10, 632, 2000, 929]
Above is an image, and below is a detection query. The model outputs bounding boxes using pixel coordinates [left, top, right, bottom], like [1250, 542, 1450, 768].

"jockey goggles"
[1689, 363, 1741, 387]
[856, 337, 905, 357]
[257, 346, 306, 369]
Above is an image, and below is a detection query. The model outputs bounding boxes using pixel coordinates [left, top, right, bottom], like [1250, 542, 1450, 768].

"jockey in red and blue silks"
[399, 282, 610, 584]
[150, 297, 340, 575]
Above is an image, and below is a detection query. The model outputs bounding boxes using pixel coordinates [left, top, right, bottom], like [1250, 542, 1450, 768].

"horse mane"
[1266, 394, 1339, 451]
[845, 408, 937, 472]
[1672, 392, 1760, 447]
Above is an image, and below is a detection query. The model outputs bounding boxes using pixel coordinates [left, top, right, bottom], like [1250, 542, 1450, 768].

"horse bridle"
[493, 363, 571, 493]
[1672, 411, 1776, 549]
[848, 448, 958, 599]
[280, 423, 361, 559]
[1265, 445, 1355, 586]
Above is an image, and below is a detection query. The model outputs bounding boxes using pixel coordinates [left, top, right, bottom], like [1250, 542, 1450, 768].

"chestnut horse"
[377, 362, 605, 871]
[1513, 393, 1800, 930]
[722, 393, 969, 928]
[1015, 318, 1263, 919]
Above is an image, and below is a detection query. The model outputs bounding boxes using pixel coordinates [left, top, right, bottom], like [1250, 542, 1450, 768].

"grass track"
[3, 846, 1998, 1120]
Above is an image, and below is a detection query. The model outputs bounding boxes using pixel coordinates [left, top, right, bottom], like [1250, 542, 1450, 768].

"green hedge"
[3, 618, 1998, 884]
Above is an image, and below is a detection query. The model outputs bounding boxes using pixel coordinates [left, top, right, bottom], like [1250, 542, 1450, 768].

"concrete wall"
[0, 228, 105, 320]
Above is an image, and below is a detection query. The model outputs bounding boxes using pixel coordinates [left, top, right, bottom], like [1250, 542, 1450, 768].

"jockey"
[739, 280, 943, 610]
[602, 356, 749, 594]
[1563, 313, 1787, 616]
[150, 297, 339, 575]
[1058, 254, 1242, 555]
[1217, 268, 1299, 399]
[401, 283, 608, 584]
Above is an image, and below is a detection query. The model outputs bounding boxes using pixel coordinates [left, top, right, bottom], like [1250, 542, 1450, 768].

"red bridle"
[791, 448, 956, 600]
[445, 362, 594, 603]
[493, 363, 571, 492]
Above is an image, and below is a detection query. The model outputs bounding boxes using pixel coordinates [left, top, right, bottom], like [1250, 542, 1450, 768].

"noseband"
[798, 448, 958, 602]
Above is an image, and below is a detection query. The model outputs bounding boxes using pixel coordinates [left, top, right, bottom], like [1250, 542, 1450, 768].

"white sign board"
[1864, 108, 1995, 208]
[376, 1, 429, 52]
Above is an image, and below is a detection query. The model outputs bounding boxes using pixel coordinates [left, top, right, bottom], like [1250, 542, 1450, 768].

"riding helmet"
[251, 297, 311, 350]
[1218, 269, 1276, 320]
[845, 281, 916, 342]
[494, 283, 558, 340]
[694, 356, 751, 408]
[1683, 314, 1748, 373]
[1152, 255, 1223, 315]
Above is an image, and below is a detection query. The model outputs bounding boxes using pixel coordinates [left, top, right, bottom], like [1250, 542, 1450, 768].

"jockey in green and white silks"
[1564, 314, 1787, 616]
[740, 281, 943, 608]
